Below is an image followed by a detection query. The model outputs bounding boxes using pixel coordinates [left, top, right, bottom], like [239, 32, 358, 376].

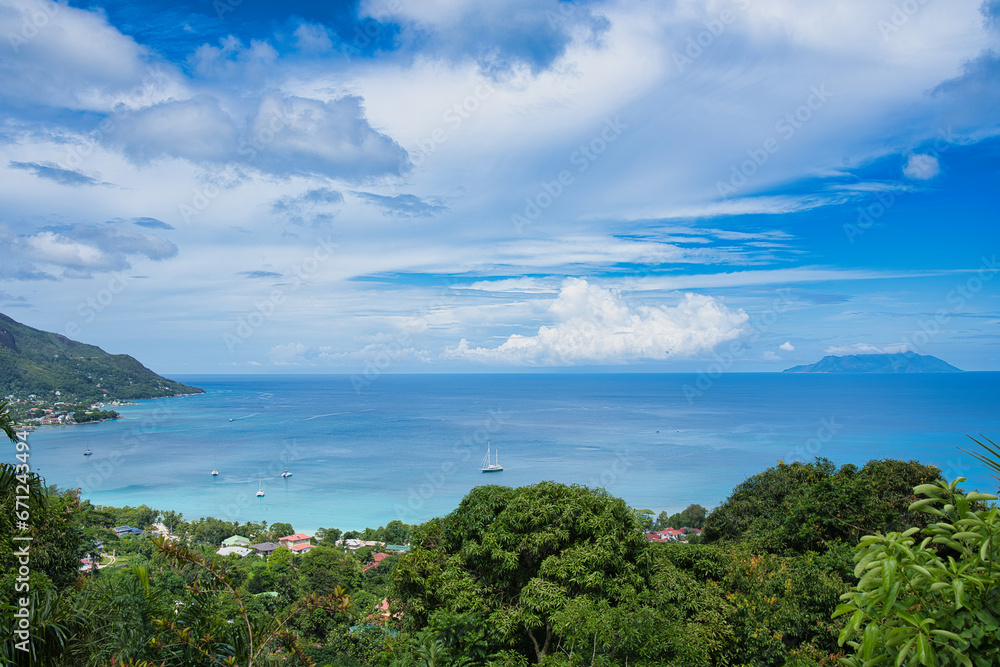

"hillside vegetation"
[0, 312, 202, 403]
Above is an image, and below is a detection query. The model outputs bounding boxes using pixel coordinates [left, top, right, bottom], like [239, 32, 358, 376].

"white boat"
[211, 469, 219, 476]
[256, 479, 265, 497]
[481, 442, 503, 473]
[83, 448, 93, 456]
[281, 469, 292, 478]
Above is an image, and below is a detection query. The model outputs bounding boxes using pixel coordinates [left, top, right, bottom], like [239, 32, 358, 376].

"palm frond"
[961, 434, 1000, 486]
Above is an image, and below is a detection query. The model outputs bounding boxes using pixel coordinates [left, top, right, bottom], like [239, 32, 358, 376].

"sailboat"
[256, 479, 265, 497]
[83, 448, 93, 456]
[281, 469, 292, 478]
[211, 468, 219, 476]
[480, 442, 503, 473]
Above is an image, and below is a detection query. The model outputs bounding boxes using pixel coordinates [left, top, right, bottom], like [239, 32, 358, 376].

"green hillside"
[0, 312, 203, 402]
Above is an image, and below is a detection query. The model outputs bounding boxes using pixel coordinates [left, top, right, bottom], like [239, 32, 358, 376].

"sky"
[0, 0, 998, 374]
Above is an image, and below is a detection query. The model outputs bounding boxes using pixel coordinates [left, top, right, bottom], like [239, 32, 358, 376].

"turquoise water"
[16, 373, 1000, 533]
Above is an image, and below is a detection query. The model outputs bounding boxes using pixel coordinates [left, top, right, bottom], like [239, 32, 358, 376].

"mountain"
[0, 312, 203, 401]
[782, 351, 962, 373]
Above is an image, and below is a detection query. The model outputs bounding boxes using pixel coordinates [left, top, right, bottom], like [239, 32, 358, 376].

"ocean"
[17, 373, 1000, 533]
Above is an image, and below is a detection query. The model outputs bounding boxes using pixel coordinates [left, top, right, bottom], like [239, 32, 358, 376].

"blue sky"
[0, 0, 998, 373]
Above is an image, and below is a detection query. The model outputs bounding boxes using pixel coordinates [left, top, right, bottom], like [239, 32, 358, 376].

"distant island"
[783, 351, 962, 373]
[1, 312, 203, 426]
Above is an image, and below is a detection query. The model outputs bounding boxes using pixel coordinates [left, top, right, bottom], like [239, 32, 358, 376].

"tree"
[655, 504, 708, 531]
[268, 522, 294, 540]
[149, 536, 356, 666]
[317, 527, 342, 548]
[394, 482, 651, 664]
[702, 458, 941, 555]
[834, 477, 1000, 666]
[1, 399, 18, 443]
[297, 546, 361, 597]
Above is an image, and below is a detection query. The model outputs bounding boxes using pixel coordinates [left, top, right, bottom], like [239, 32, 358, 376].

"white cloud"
[7, 223, 177, 279]
[825, 343, 913, 355]
[109, 96, 239, 164]
[903, 153, 941, 180]
[267, 342, 310, 365]
[445, 278, 749, 365]
[779, 341, 795, 352]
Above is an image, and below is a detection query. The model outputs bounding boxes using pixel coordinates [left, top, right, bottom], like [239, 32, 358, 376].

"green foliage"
[834, 478, 1000, 667]
[394, 482, 651, 664]
[703, 458, 942, 557]
[0, 311, 203, 403]
[1, 399, 18, 442]
[961, 434, 1000, 490]
[654, 503, 707, 530]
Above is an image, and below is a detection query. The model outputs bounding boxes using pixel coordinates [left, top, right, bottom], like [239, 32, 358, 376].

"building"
[221, 535, 251, 547]
[386, 544, 410, 553]
[362, 552, 389, 573]
[278, 533, 312, 550]
[217, 546, 252, 557]
[249, 542, 282, 557]
[113, 526, 144, 537]
[291, 543, 314, 555]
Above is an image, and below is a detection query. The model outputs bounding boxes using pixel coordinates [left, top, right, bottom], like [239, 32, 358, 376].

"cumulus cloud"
[825, 343, 913, 355]
[0, 0, 175, 112]
[779, 341, 795, 352]
[293, 22, 333, 53]
[6, 223, 177, 279]
[247, 95, 409, 180]
[108, 95, 239, 164]
[903, 154, 940, 180]
[103, 91, 410, 181]
[8, 161, 113, 187]
[446, 278, 749, 365]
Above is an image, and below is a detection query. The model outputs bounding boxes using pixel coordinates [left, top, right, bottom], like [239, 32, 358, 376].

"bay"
[18, 373, 1000, 533]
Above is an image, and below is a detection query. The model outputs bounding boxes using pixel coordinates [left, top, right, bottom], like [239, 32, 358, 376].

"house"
[291, 543, 314, 554]
[278, 533, 312, 550]
[217, 546, 252, 557]
[386, 544, 410, 553]
[362, 552, 389, 574]
[250, 542, 282, 557]
[337, 538, 365, 551]
[644, 527, 701, 543]
[221, 535, 251, 547]
[114, 526, 144, 537]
